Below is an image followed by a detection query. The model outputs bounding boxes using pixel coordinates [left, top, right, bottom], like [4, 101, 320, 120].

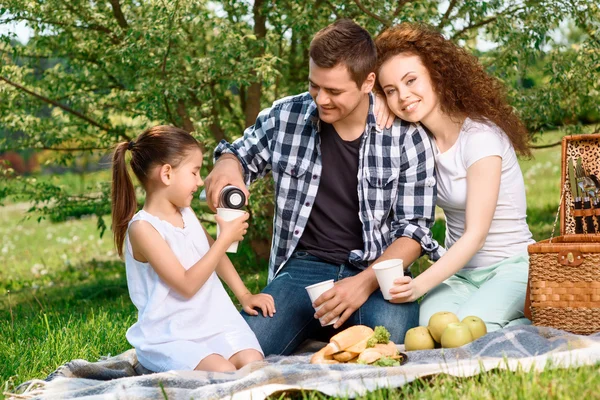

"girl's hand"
[374, 93, 395, 129]
[240, 292, 276, 317]
[388, 275, 424, 303]
[215, 212, 249, 245]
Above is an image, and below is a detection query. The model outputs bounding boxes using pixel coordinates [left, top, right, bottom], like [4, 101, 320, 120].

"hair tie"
[127, 141, 135, 151]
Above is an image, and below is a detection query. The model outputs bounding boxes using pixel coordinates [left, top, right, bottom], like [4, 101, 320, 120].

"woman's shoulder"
[460, 118, 508, 148]
[461, 117, 504, 137]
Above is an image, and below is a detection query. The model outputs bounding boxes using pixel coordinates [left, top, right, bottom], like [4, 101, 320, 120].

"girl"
[375, 23, 534, 332]
[111, 125, 275, 372]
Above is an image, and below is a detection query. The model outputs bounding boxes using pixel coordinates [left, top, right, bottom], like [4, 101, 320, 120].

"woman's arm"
[128, 214, 247, 299]
[391, 155, 502, 302]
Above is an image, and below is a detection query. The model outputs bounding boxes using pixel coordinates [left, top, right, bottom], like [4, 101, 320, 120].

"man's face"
[308, 59, 372, 125]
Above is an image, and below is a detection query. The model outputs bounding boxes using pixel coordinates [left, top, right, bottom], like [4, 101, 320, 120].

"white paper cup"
[216, 208, 247, 253]
[372, 259, 404, 300]
[305, 279, 339, 326]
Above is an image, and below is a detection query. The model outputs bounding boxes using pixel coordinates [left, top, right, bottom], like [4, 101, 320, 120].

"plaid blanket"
[9, 326, 600, 400]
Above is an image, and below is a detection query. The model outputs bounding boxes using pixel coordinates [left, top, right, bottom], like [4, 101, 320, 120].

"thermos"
[199, 185, 246, 209]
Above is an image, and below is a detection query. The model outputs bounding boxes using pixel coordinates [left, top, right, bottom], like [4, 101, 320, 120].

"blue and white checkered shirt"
[215, 92, 443, 281]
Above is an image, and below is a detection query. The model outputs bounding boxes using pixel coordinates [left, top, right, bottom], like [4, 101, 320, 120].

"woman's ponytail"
[111, 142, 138, 258]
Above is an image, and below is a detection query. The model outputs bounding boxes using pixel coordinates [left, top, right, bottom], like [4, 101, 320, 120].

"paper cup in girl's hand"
[372, 259, 404, 300]
[305, 279, 339, 326]
[216, 208, 246, 253]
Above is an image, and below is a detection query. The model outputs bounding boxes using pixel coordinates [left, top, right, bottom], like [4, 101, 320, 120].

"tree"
[1, 0, 599, 250]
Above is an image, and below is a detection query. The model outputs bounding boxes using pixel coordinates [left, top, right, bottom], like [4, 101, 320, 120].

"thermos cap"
[197, 186, 246, 209]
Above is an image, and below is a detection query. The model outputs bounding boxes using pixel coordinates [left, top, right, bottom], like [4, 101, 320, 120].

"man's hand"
[388, 275, 425, 304]
[204, 155, 248, 212]
[312, 273, 377, 329]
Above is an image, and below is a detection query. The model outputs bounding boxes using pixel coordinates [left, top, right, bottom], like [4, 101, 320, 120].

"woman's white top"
[124, 207, 262, 372]
[432, 118, 534, 269]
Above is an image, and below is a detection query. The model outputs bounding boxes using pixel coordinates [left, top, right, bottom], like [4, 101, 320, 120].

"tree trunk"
[244, 0, 266, 128]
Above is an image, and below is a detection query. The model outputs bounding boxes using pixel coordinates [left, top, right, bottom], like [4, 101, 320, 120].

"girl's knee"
[195, 354, 237, 372]
[230, 349, 263, 369]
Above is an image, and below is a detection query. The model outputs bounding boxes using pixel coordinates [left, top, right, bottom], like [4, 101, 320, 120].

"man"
[205, 19, 442, 356]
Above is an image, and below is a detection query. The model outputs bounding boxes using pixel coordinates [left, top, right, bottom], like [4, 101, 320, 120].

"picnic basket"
[526, 133, 600, 335]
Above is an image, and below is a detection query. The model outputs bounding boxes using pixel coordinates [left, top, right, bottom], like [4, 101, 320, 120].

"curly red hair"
[375, 23, 530, 156]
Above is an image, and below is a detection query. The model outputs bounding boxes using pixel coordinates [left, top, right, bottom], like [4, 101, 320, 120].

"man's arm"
[205, 106, 277, 210]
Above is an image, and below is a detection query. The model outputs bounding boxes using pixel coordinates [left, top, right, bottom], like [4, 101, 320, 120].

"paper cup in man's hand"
[305, 279, 339, 326]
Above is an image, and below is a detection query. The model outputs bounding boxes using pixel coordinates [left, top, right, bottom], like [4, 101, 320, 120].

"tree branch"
[2, 16, 112, 35]
[352, 0, 391, 27]
[108, 0, 129, 29]
[0, 75, 128, 140]
[438, 0, 458, 29]
[452, 16, 498, 39]
[1, 49, 126, 90]
[392, 0, 415, 19]
[529, 140, 562, 149]
[2, 145, 113, 152]
[451, 6, 526, 40]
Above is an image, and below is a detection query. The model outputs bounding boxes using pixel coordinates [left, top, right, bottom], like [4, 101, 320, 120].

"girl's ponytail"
[111, 141, 138, 258]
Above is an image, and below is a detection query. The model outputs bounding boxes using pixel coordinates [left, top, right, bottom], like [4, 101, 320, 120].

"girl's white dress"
[124, 207, 262, 372]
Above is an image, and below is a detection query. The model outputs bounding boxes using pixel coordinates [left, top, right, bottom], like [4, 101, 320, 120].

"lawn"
[2, 129, 599, 399]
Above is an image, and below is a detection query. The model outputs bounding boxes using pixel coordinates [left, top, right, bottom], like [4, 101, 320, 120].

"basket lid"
[559, 133, 600, 235]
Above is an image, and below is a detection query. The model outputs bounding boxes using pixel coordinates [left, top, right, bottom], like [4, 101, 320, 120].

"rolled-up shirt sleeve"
[391, 124, 445, 260]
[214, 105, 277, 186]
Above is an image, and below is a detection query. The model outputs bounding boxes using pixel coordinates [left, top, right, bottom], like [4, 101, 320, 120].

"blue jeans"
[242, 252, 419, 356]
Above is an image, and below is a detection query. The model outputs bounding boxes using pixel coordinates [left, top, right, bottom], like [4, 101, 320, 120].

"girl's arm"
[201, 226, 250, 300]
[201, 226, 275, 317]
[128, 214, 248, 299]
[390, 155, 502, 302]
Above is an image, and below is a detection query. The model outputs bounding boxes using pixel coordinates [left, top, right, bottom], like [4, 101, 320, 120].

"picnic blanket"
[8, 326, 600, 400]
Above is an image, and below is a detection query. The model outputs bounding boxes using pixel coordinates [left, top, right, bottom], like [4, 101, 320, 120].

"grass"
[1, 128, 599, 399]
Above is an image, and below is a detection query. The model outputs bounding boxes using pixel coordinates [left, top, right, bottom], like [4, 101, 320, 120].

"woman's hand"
[240, 292, 276, 317]
[374, 93, 395, 129]
[388, 275, 425, 303]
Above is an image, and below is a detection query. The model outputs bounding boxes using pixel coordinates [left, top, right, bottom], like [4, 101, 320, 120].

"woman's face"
[378, 53, 440, 124]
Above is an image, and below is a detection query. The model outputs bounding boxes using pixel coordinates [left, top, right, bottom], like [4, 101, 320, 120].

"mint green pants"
[419, 253, 531, 332]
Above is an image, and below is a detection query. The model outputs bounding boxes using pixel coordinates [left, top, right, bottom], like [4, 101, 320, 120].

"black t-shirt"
[297, 122, 364, 264]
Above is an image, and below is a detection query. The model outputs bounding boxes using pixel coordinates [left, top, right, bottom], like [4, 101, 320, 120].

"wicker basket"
[526, 134, 600, 335]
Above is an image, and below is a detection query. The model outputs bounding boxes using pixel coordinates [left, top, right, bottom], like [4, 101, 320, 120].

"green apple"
[404, 326, 435, 351]
[461, 316, 487, 340]
[440, 322, 474, 348]
[427, 311, 460, 343]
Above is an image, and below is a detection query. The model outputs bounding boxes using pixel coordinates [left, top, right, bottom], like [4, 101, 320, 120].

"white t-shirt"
[433, 118, 534, 269]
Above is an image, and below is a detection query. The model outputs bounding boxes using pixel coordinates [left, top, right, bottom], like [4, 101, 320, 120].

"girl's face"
[377, 53, 440, 125]
[168, 147, 204, 208]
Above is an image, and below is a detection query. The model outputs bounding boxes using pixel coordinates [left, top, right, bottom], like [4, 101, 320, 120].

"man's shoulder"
[258, 92, 315, 127]
[270, 92, 314, 112]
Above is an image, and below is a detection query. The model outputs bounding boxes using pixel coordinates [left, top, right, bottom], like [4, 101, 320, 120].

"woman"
[375, 23, 534, 332]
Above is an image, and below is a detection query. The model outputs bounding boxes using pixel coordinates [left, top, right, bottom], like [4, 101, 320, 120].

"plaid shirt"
[215, 92, 443, 281]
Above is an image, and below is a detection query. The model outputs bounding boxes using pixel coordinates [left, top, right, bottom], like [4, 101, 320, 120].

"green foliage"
[1, 0, 600, 236]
